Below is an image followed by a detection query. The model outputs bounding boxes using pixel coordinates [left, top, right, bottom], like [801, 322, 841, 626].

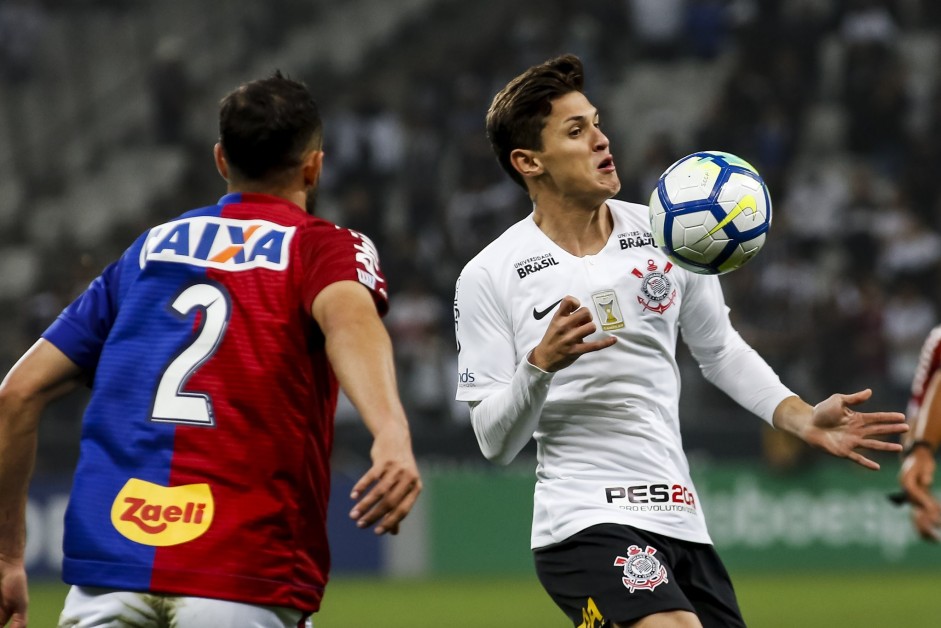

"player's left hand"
[801, 389, 908, 470]
[899, 447, 941, 541]
[349, 425, 422, 535]
[0, 555, 28, 628]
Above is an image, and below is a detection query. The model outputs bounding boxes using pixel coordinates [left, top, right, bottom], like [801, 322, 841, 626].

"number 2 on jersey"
[152, 283, 230, 426]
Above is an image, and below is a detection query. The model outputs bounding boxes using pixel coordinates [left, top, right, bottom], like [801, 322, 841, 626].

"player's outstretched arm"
[312, 281, 422, 536]
[772, 390, 908, 471]
[0, 340, 85, 628]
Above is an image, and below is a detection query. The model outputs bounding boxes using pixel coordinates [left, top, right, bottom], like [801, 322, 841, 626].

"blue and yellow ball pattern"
[649, 151, 772, 275]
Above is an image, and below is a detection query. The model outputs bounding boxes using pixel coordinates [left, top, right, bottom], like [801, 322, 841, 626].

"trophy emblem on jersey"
[591, 289, 624, 331]
[632, 259, 676, 315]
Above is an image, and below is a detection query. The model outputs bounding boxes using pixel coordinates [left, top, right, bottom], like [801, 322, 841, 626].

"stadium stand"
[4, 0, 941, 472]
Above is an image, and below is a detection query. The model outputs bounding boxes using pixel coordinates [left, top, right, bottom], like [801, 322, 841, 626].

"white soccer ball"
[648, 151, 772, 275]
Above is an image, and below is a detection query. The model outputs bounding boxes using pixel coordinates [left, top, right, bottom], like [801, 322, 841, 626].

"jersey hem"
[531, 515, 713, 550]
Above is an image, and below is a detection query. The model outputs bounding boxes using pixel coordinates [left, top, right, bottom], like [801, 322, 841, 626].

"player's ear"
[510, 148, 542, 180]
[302, 149, 324, 188]
[213, 143, 229, 181]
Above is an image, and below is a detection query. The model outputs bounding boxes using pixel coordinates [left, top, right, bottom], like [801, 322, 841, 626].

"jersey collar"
[218, 192, 306, 213]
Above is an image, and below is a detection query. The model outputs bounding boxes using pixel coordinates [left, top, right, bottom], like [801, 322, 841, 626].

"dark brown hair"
[485, 54, 585, 190]
[218, 70, 323, 184]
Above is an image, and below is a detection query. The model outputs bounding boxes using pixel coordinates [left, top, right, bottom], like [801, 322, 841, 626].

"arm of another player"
[0, 340, 85, 628]
[311, 280, 421, 536]
[899, 369, 941, 540]
[772, 391, 907, 471]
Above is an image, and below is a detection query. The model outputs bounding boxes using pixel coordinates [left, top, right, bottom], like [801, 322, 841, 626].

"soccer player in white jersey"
[453, 54, 909, 628]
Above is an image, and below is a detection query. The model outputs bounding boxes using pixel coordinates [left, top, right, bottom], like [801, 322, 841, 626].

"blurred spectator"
[624, 131, 680, 202]
[778, 165, 849, 250]
[625, 0, 688, 60]
[149, 37, 189, 145]
[686, 0, 729, 60]
[839, 2, 909, 174]
[840, 163, 893, 278]
[883, 280, 937, 405]
[819, 276, 888, 394]
[0, 0, 46, 83]
[875, 195, 941, 281]
[385, 273, 451, 423]
[444, 166, 524, 265]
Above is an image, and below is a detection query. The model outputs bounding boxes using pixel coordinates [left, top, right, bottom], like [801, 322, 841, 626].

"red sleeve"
[298, 224, 389, 316]
[909, 326, 941, 415]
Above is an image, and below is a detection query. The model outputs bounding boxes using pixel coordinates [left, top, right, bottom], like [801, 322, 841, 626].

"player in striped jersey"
[898, 325, 941, 541]
[0, 71, 421, 627]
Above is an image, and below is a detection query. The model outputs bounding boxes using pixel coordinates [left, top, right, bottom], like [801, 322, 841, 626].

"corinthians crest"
[632, 259, 676, 315]
[613, 545, 669, 593]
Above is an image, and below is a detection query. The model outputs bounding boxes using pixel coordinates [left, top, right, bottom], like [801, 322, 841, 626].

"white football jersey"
[454, 199, 794, 548]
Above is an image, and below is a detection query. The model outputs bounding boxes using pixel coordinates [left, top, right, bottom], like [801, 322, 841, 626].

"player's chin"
[598, 174, 620, 197]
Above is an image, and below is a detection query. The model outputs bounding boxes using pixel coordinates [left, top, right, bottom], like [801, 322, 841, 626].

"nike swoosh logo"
[696, 194, 758, 244]
[533, 299, 563, 320]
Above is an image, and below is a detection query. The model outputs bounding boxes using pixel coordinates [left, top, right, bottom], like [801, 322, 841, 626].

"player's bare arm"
[528, 296, 617, 372]
[901, 447, 940, 541]
[899, 369, 941, 540]
[772, 389, 908, 471]
[312, 280, 422, 536]
[0, 340, 85, 628]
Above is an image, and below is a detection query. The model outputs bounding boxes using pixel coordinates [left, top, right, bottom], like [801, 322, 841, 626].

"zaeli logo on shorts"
[631, 259, 676, 315]
[613, 545, 668, 593]
[111, 478, 215, 547]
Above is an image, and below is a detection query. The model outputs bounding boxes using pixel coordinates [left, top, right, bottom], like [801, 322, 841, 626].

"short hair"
[485, 54, 585, 190]
[218, 70, 323, 183]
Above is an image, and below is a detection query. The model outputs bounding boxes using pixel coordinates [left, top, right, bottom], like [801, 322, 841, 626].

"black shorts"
[533, 524, 745, 627]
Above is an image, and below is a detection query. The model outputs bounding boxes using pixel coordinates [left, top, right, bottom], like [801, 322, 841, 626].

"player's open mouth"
[598, 157, 615, 172]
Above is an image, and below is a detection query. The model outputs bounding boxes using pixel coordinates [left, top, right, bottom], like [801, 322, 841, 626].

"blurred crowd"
[4, 0, 941, 470]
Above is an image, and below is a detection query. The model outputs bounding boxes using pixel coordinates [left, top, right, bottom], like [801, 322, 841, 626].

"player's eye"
[569, 126, 582, 137]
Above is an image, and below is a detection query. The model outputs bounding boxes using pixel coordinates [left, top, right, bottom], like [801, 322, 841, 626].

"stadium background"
[2, 0, 941, 625]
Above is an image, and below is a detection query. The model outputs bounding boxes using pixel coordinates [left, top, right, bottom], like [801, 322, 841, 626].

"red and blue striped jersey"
[908, 325, 941, 422]
[42, 193, 388, 613]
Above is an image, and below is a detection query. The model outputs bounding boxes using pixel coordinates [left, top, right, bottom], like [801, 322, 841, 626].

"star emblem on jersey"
[631, 259, 676, 315]
[613, 545, 668, 593]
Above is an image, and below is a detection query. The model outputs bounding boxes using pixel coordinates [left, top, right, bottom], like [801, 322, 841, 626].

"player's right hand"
[529, 296, 617, 372]
[0, 556, 28, 628]
[900, 448, 941, 541]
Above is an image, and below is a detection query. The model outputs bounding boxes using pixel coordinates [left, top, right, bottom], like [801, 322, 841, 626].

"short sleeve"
[42, 260, 122, 372]
[298, 226, 389, 316]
